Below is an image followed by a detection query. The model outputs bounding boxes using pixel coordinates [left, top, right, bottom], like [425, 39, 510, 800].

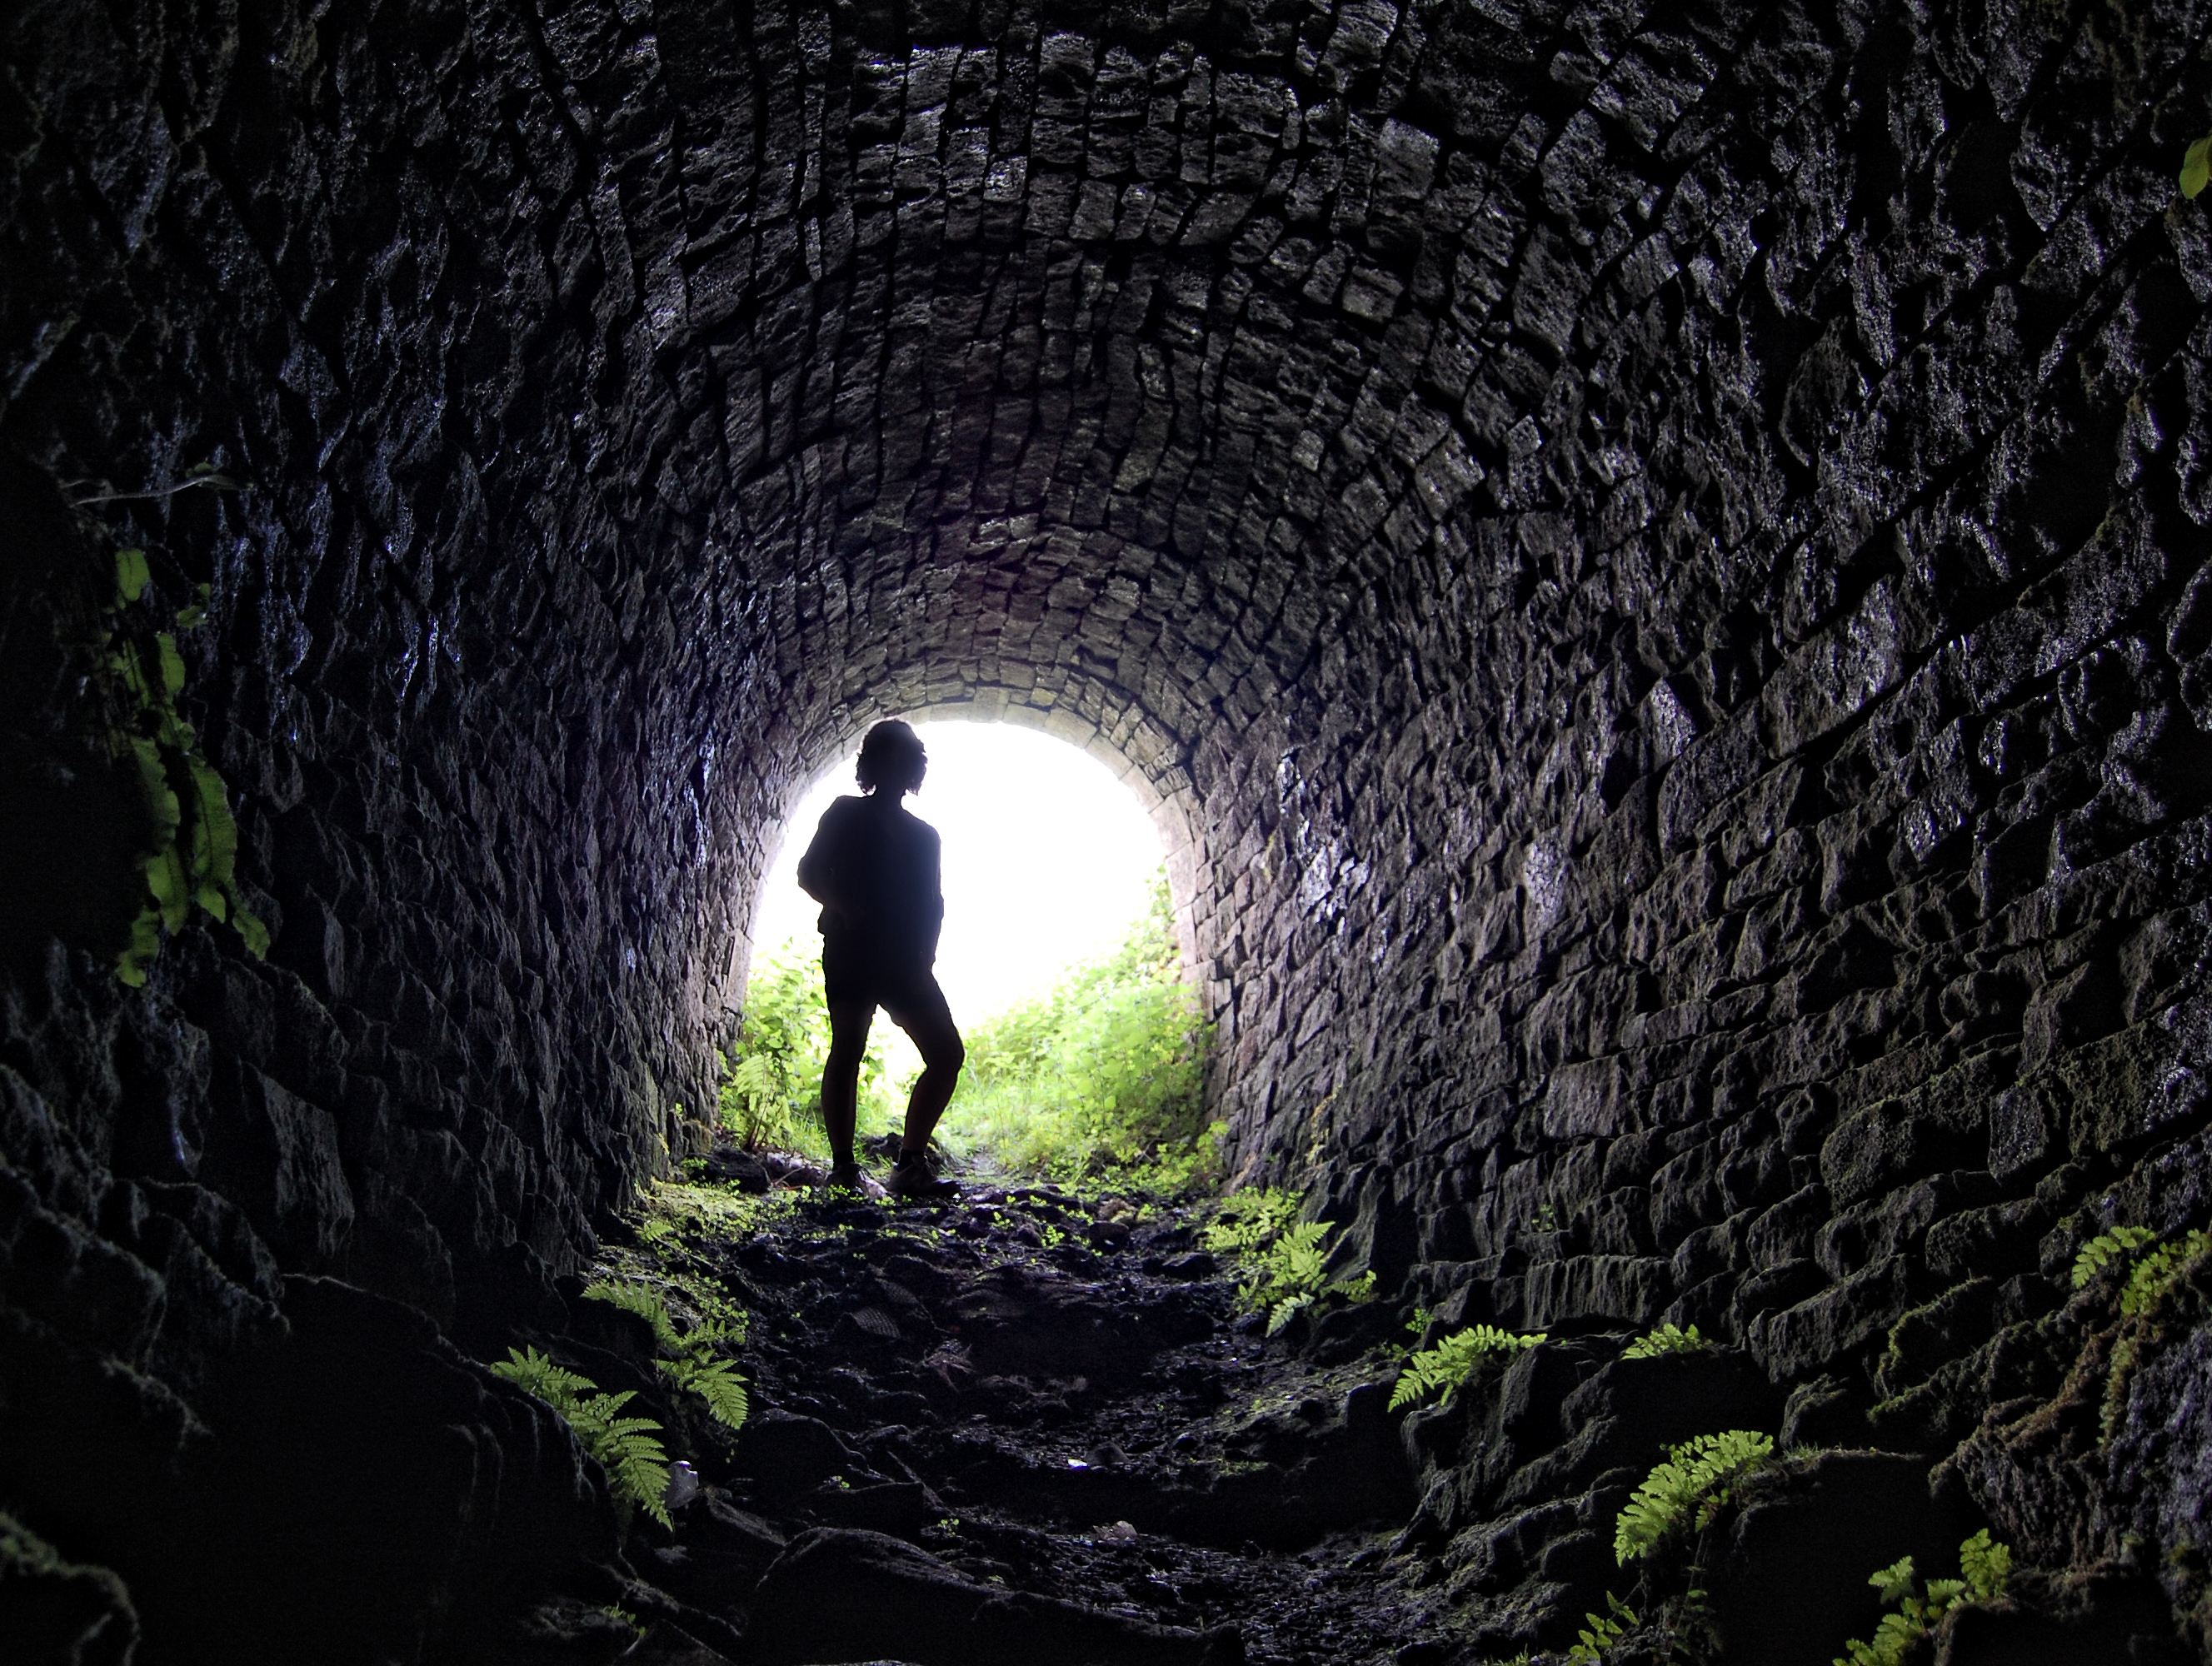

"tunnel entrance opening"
[730, 716, 1219, 1187]
[752, 719, 1174, 1030]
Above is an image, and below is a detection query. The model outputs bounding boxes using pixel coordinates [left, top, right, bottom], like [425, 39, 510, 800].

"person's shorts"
[821, 937, 943, 1017]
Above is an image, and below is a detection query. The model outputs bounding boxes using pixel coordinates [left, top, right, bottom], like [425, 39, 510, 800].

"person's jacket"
[795, 794, 944, 967]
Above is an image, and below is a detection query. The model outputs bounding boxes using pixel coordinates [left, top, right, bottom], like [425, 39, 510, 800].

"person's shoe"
[885, 1153, 956, 1200]
[821, 1162, 888, 1199]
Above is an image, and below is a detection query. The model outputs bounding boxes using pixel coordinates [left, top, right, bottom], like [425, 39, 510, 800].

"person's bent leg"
[820, 1000, 875, 1174]
[887, 980, 964, 1158]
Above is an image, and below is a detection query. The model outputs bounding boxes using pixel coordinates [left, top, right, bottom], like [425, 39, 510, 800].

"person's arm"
[921, 824, 945, 960]
[796, 802, 856, 915]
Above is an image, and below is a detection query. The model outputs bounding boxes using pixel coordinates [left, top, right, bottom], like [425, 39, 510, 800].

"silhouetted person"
[796, 720, 965, 1196]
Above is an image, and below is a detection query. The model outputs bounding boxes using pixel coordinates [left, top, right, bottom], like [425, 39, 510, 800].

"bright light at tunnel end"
[750, 720, 1171, 1031]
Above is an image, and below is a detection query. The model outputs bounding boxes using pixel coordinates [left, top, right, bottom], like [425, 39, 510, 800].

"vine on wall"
[102, 546, 266, 984]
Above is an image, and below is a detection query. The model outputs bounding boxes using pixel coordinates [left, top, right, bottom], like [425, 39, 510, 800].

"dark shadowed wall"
[4, 0, 2212, 1654]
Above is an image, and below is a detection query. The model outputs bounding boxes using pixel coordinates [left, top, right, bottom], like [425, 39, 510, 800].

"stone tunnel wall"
[5, 0, 2212, 1653]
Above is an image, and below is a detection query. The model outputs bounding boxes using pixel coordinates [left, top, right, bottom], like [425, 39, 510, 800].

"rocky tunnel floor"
[516, 1150, 1458, 1666]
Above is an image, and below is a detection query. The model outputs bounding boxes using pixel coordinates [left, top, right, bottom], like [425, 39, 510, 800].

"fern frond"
[2071, 1225, 2158, 1289]
[1390, 1324, 1546, 1410]
[1834, 1532, 2014, 1666]
[1959, 1529, 2010, 1602]
[1201, 1186, 1306, 1255]
[1614, 1430, 1774, 1564]
[1266, 1292, 1314, 1335]
[1866, 1556, 1916, 1604]
[2120, 1227, 2210, 1316]
[1566, 1596, 1637, 1664]
[489, 1353, 675, 1527]
[1329, 1270, 1377, 1304]
[582, 1278, 682, 1349]
[1236, 1220, 1336, 1311]
[490, 1345, 595, 1411]
[670, 1354, 751, 1431]
[1624, 1323, 1707, 1359]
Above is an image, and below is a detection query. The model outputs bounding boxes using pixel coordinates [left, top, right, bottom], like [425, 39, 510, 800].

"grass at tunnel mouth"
[723, 868, 1224, 1194]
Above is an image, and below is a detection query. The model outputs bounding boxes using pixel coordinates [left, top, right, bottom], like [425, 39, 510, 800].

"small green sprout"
[1567, 1594, 1638, 1664]
[1623, 1322, 1708, 1359]
[2183, 135, 2212, 198]
[2073, 1225, 2159, 1289]
[1834, 1531, 2011, 1666]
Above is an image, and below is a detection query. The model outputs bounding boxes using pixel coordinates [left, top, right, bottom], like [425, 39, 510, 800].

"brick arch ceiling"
[11, 0, 2205, 1291]
[657, 4, 1533, 1175]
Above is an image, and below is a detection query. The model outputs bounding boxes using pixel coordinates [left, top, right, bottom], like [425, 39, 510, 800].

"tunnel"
[4, 0, 2212, 1659]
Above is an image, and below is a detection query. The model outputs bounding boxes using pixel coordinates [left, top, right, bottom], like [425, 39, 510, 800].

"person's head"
[855, 721, 927, 796]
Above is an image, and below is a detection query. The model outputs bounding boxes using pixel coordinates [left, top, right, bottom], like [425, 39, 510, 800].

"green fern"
[1389, 1324, 1546, 1410]
[1624, 1323, 1707, 1359]
[1958, 1529, 2011, 1601]
[1266, 1291, 1313, 1335]
[99, 546, 268, 984]
[1614, 1429, 1774, 1564]
[1834, 1533, 2011, 1666]
[582, 1278, 751, 1434]
[1202, 1190, 1375, 1331]
[2119, 1228, 2210, 1317]
[569, 1391, 673, 1526]
[668, 1354, 751, 1431]
[491, 1347, 673, 1527]
[1566, 1594, 1639, 1664]
[1246, 1220, 1331, 1304]
[583, 1278, 683, 1349]
[2072, 1226, 2158, 1289]
[1201, 1187, 1306, 1255]
[491, 1344, 594, 1405]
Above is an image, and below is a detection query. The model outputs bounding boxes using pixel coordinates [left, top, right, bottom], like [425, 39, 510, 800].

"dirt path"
[547, 1166, 1457, 1666]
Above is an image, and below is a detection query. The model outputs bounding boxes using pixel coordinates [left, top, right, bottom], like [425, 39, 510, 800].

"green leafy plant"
[1389, 1324, 1546, 1410]
[2073, 1225, 2160, 1289]
[936, 871, 1216, 1187]
[1202, 1187, 1306, 1254]
[586, 1276, 682, 1348]
[1614, 1430, 1775, 1563]
[2078, 1223, 2212, 1443]
[1567, 1594, 1639, 1664]
[2183, 135, 2212, 198]
[672, 1353, 751, 1429]
[491, 1346, 673, 1527]
[1201, 1188, 1374, 1332]
[99, 547, 267, 984]
[1624, 1322, 1708, 1359]
[2119, 1227, 2210, 1317]
[722, 939, 899, 1155]
[1833, 1531, 2011, 1666]
[582, 1279, 750, 1433]
[1397, 1304, 1437, 1357]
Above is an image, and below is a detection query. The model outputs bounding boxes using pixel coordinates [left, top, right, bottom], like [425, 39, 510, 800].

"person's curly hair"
[856, 720, 926, 794]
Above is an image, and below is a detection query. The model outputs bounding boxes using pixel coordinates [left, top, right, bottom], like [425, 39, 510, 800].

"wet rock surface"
[589, 1180, 1443, 1665]
[527, 1170, 2212, 1665]
[3, 0, 2212, 1656]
